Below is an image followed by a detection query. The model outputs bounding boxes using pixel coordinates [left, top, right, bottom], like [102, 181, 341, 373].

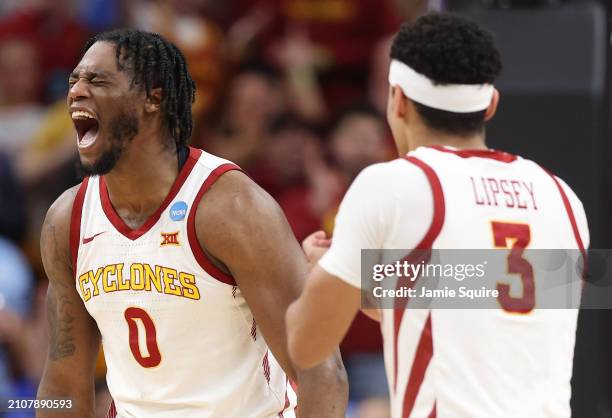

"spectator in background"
[0, 153, 26, 244]
[368, 37, 394, 116]
[0, 152, 45, 418]
[203, 62, 285, 169]
[326, 103, 391, 191]
[0, 37, 45, 160]
[0, 37, 77, 257]
[0, 0, 22, 18]
[12, 98, 79, 258]
[13, 99, 78, 192]
[392, 0, 434, 20]
[0, 244, 49, 418]
[254, 115, 339, 242]
[0, 0, 89, 102]
[76, 0, 124, 31]
[127, 0, 227, 121]
[200, 0, 262, 31]
[229, 18, 329, 124]
[0, 236, 34, 400]
[253, 104, 391, 248]
[259, 0, 401, 110]
[273, 26, 328, 123]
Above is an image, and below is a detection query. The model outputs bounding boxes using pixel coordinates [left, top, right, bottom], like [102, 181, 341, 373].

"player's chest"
[74, 226, 231, 312]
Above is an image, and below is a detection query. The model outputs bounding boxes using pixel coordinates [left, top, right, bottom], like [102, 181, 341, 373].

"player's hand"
[302, 231, 331, 270]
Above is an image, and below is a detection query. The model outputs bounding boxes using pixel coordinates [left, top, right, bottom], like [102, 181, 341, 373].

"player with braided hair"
[83, 30, 196, 149]
[37, 29, 347, 418]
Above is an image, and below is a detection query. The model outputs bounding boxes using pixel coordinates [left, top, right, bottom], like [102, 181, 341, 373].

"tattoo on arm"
[42, 223, 73, 287]
[47, 287, 76, 360]
[42, 221, 77, 361]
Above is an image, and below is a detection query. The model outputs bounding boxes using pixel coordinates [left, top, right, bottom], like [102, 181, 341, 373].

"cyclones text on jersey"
[78, 262, 201, 302]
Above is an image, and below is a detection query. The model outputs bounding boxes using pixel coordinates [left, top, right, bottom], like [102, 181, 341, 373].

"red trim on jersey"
[544, 170, 587, 282]
[428, 402, 437, 418]
[403, 156, 446, 251]
[402, 314, 433, 418]
[545, 172, 586, 256]
[187, 163, 242, 285]
[392, 156, 445, 393]
[99, 147, 202, 240]
[427, 145, 518, 163]
[277, 378, 292, 417]
[106, 400, 117, 418]
[251, 317, 257, 341]
[262, 350, 271, 384]
[69, 177, 89, 274]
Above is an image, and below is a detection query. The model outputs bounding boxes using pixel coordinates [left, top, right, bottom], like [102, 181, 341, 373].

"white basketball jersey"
[70, 147, 297, 418]
[320, 145, 588, 418]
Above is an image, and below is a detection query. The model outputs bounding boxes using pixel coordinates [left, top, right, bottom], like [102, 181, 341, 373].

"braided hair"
[83, 29, 196, 149]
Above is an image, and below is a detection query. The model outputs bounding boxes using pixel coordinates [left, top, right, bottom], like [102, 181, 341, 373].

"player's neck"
[409, 125, 487, 152]
[103, 137, 179, 221]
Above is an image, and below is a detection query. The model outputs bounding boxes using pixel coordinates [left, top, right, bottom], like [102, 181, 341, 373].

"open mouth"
[72, 110, 100, 148]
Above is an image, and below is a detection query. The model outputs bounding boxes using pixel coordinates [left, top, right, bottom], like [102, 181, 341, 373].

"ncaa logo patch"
[169, 201, 188, 221]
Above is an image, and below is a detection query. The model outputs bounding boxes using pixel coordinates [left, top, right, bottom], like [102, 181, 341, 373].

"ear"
[144, 88, 162, 113]
[484, 88, 500, 122]
[392, 85, 409, 119]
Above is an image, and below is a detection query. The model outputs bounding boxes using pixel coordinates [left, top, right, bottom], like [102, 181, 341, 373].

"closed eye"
[68, 78, 108, 87]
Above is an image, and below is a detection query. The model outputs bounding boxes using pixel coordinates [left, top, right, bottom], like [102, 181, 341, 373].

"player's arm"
[287, 164, 398, 368]
[197, 171, 348, 418]
[302, 231, 380, 325]
[287, 266, 360, 369]
[37, 186, 101, 418]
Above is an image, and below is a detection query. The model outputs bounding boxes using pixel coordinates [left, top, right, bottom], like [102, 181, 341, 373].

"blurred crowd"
[0, 0, 437, 417]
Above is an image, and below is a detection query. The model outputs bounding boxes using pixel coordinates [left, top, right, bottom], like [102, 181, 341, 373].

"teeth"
[72, 110, 96, 120]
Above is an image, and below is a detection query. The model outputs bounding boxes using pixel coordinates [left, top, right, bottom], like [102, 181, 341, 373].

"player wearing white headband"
[287, 13, 588, 418]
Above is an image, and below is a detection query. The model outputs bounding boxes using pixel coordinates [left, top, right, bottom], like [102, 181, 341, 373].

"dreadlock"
[83, 29, 196, 149]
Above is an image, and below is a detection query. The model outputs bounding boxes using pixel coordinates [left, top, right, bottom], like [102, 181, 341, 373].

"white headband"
[388, 59, 494, 113]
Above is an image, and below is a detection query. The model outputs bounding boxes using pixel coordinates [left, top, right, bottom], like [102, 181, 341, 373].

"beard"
[77, 111, 139, 177]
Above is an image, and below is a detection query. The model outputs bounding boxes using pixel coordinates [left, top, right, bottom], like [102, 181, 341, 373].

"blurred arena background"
[0, 0, 608, 417]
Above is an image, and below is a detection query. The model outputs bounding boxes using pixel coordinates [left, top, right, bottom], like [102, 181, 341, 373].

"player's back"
[377, 145, 588, 418]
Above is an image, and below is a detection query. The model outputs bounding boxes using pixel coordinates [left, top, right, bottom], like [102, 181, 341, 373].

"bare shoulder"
[195, 170, 297, 264]
[197, 170, 285, 234]
[41, 184, 83, 277]
[45, 184, 82, 226]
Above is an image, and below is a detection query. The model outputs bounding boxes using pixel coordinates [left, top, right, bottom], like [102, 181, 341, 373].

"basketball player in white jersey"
[287, 13, 588, 418]
[37, 29, 347, 418]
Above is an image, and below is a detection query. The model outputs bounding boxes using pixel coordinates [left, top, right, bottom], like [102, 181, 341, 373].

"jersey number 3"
[124, 307, 162, 368]
[491, 221, 535, 314]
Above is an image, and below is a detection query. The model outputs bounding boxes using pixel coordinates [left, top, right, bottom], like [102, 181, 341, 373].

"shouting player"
[37, 30, 347, 418]
[286, 14, 588, 418]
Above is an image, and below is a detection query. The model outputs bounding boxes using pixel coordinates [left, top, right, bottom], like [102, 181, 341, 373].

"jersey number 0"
[124, 307, 162, 368]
